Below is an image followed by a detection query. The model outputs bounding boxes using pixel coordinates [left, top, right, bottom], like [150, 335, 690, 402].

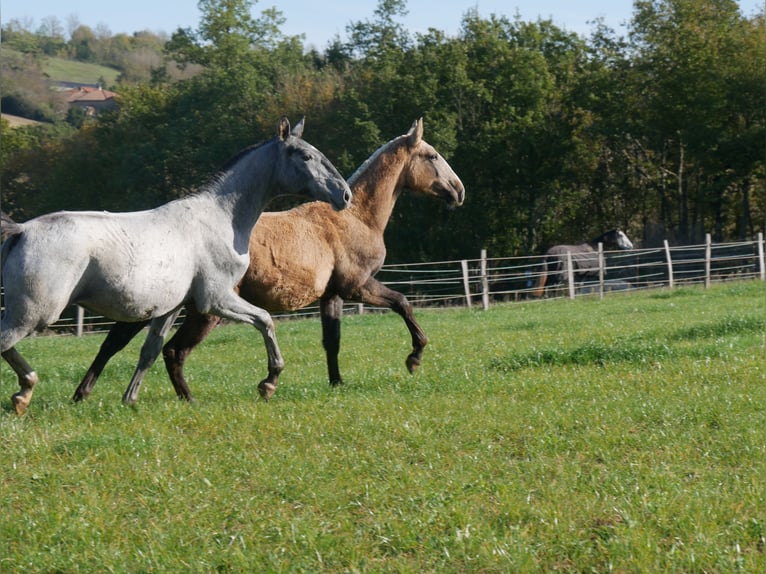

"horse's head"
[274, 116, 352, 211]
[401, 118, 465, 208]
[600, 229, 634, 250]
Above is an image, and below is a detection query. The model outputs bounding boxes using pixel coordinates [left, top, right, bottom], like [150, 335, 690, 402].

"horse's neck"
[206, 146, 275, 240]
[348, 145, 405, 232]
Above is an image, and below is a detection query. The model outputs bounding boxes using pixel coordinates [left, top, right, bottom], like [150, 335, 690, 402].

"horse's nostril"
[344, 190, 352, 204]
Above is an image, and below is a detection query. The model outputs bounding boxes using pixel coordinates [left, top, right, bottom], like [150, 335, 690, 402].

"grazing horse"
[72, 118, 465, 403]
[534, 229, 633, 297]
[1, 117, 352, 414]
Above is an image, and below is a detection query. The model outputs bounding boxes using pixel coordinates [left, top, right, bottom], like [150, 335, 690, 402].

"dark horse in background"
[534, 229, 634, 297]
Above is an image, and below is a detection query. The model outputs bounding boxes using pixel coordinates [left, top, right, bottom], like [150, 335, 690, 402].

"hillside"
[1, 113, 43, 127]
[42, 56, 121, 87]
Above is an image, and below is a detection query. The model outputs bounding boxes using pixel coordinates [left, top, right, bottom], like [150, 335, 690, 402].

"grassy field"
[42, 55, 120, 86]
[1, 281, 764, 572]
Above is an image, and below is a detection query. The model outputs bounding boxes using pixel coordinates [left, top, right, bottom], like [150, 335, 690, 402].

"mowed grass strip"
[1, 281, 764, 572]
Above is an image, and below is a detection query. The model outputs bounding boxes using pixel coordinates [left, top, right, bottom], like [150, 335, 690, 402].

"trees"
[1, 0, 762, 261]
[627, 0, 765, 243]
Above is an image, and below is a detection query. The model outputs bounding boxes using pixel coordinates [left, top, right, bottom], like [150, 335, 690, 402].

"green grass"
[1, 281, 764, 572]
[42, 55, 120, 86]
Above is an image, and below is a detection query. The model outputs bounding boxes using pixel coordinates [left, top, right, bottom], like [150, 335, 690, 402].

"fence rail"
[3, 233, 763, 337]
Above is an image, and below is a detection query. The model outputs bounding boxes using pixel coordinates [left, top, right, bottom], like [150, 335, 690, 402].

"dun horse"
[534, 229, 633, 297]
[73, 118, 465, 403]
[1, 117, 352, 414]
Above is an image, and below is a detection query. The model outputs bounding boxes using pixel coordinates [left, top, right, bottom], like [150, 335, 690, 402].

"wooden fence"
[3, 234, 763, 336]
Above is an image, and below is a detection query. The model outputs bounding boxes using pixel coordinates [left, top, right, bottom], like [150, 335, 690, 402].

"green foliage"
[1, 0, 764, 259]
[1, 281, 764, 572]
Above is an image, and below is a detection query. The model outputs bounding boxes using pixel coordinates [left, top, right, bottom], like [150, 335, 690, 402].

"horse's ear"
[277, 116, 291, 141]
[291, 117, 305, 138]
[406, 117, 424, 147]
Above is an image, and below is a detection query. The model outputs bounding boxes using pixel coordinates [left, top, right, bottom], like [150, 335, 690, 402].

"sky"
[2, 0, 763, 49]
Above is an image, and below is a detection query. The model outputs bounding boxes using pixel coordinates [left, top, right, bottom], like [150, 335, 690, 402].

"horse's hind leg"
[320, 295, 344, 386]
[2, 348, 39, 415]
[73, 320, 148, 402]
[162, 308, 222, 401]
[122, 310, 181, 405]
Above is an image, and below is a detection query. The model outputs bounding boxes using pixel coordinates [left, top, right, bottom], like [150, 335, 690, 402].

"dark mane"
[217, 137, 274, 173]
[194, 138, 275, 194]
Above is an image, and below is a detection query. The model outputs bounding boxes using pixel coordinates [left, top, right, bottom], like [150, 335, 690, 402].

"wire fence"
[3, 233, 763, 337]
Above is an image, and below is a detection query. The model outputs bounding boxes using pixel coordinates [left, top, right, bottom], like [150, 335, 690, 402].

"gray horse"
[534, 229, 634, 296]
[1, 117, 351, 414]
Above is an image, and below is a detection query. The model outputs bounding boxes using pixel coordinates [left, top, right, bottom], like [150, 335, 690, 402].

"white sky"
[3, 1, 762, 49]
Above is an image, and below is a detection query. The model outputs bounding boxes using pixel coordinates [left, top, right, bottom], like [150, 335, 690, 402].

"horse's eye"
[302, 152, 312, 161]
[428, 154, 438, 161]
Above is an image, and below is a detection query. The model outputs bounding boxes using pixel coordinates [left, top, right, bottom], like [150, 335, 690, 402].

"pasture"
[1, 281, 764, 572]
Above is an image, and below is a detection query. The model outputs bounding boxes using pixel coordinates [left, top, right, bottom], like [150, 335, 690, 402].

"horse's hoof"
[258, 382, 277, 401]
[329, 378, 343, 387]
[11, 392, 30, 415]
[406, 355, 421, 374]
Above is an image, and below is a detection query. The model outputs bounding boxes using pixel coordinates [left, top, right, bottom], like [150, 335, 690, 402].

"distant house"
[66, 86, 118, 116]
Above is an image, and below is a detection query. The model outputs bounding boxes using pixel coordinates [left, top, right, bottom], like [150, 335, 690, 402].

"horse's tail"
[1, 212, 24, 266]
[532, 258, 548, 298]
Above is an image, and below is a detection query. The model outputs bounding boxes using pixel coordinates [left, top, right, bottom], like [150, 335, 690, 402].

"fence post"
[664, 240, 674, 289]
[76, 305, 84, 337]
[705, 233, 712, 288]
[598, 242, 605, 300]
[357, 303, 364, 315]
[758, 232, 765, 281]
[460, 260, 472, 308]
[566, 251, 575, 299]
[480, 249, 489, 311]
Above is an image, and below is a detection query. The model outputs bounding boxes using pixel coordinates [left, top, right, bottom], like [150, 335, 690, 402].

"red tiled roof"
[67, 86, 118, 103]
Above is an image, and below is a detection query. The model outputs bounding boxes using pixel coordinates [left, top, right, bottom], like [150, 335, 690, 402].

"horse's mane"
[348, 135, 404, 186]
[189, 138, 274, 197]
[217, 138, 272, 173]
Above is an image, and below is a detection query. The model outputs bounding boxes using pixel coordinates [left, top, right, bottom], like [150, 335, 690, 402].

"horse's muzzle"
[455, 186, 465, 207]
[329, 185, 353, 211]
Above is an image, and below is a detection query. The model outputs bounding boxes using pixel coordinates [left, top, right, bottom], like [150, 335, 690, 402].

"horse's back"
[3, 209, 204, 323]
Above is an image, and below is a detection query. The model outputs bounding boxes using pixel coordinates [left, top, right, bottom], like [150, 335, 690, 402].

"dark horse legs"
[76, 280, 428, 401]
[355, 277, 428, 374]
[73, 320, 148, 402]
[159, 279, 427, 398]
[161, 308, 222, 401]
[319, 279, 428, 385]
[320, 295, 344, 385]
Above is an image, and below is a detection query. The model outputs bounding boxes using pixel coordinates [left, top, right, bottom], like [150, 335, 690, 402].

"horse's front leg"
[319, 295, 344, 386]
[2, 347, 39, 415]
[209, 294, 284, 401]
[122, 310, 182, 405]
[355, 278, 427, 374]
[162, 308, 223, 401]
[73, 320, 148, 402]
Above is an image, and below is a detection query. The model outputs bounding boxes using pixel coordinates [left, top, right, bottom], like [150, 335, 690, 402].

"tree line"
[1, 0, 763, 262]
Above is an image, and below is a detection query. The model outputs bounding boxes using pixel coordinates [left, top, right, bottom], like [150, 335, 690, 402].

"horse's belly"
[77, 282, 188, 322]
[240, 263, 331, 313]
[77, 258, 195, 321]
